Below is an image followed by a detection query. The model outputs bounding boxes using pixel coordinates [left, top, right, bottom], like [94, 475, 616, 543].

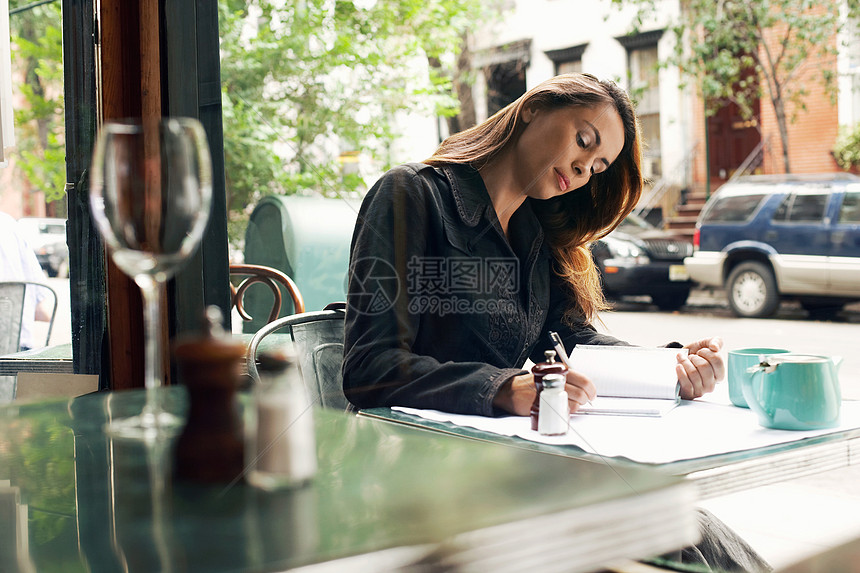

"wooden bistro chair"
[245, 303, 351, 412]
[229, 263, 305, 326]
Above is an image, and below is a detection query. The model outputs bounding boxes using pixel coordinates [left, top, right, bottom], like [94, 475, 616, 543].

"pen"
[548, 331, 592, 406]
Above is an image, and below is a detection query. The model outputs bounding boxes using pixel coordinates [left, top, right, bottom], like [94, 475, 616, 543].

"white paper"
[569, 345, 686, 400]
[392, 385, 860, 465]
[578, 396, 679, 417]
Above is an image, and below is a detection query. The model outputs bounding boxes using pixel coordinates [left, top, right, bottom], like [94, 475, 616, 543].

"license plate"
[669, 264, 689, 281]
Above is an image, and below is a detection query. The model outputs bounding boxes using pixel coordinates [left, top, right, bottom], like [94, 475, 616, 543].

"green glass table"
[360, 407, 860, 500]
[0, 388, 697, 572]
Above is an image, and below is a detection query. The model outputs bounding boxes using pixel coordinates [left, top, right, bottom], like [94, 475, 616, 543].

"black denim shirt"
[342, 162, 628, 416]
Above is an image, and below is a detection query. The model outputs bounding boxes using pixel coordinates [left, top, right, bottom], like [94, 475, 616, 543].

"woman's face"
[513, 103, 625, 200]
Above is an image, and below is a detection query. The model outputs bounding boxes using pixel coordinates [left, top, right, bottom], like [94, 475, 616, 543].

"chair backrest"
[0, 283, 25, 355]
[0, 282, 58, 353]
[246, 304, 352, 412]
[230, 263, 305, 326]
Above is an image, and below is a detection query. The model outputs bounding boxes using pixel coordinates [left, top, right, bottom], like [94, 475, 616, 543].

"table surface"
[359, 406, 860, 500]
[0, 387, 698, 572]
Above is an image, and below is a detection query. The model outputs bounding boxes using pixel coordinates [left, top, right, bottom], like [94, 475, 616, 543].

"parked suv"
[684, 174, 860, 318]
[592, 213, 694, 310]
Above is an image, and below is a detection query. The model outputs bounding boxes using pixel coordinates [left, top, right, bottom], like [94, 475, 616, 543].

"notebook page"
[568, 345, 687, 400]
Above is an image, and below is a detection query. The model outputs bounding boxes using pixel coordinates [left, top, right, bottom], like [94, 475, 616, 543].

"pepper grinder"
[530, 350, 568, 431]
[173, 306, 246, 483]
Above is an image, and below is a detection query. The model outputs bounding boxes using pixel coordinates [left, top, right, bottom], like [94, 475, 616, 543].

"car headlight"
[602, 236, 650, 265]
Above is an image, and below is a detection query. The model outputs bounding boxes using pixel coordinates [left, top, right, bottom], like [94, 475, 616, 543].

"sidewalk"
[701, 462, 860, 570]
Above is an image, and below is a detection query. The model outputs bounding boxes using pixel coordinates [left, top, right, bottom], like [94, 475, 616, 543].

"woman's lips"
[555, 169, 569, 192]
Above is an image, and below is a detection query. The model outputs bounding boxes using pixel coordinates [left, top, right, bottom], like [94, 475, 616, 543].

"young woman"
[342, 73, 771, 573]
[342, 73, 723, 417]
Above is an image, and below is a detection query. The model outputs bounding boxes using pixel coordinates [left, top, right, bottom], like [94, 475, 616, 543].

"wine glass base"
[106, 410, 183, 441]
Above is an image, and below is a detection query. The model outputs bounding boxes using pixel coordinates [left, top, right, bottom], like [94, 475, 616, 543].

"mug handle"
[741, 365, 768, 419]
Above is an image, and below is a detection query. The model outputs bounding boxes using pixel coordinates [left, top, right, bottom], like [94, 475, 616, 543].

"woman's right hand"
[493, 371, 597, 416]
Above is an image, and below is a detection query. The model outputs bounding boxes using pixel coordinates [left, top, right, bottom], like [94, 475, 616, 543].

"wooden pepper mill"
[173, 306, 246, 483]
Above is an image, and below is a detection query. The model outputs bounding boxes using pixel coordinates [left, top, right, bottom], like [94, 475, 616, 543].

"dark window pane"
[703, 193, 767, 223]
[787, 193, 828, 222]
[839, 192, 860, 223]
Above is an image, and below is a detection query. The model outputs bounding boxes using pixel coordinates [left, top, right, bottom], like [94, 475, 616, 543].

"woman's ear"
[521, 105, 537, 124]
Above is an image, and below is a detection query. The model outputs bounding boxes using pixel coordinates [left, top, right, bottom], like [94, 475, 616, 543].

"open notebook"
[569, 345, 687, 417]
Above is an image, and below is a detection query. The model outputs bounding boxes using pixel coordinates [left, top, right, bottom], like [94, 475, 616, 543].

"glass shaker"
[246, 350, 317, 490]
[538, 373, 569, 436]
[530, 350, 568, 431]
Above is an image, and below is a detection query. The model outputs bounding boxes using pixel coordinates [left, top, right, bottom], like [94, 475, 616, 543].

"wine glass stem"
[139, 278, 166, 422]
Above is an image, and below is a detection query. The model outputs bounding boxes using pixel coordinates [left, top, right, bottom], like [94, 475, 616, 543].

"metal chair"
[229, 263, 305, 325]
[245, 303, 351, 412]
[0, 281, 58, 354]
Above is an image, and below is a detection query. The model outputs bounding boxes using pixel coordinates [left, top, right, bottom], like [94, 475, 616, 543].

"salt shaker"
[530, 350, 568, 431]
[246, 350, 317, 490]
[538, 373, 569, 436]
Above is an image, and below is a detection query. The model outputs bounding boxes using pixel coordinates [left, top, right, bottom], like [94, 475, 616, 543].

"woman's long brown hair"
[425, 74, 643, 324]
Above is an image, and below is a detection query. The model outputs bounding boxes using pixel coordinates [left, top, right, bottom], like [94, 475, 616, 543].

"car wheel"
[726, 261, 780, 318]
[651, 289, 690, 311]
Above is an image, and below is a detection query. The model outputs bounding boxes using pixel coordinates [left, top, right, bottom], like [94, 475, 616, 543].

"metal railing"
[631, 141, 700, 220]
[725, 135, 772, 186]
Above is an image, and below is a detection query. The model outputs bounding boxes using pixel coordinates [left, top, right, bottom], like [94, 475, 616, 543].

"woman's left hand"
[676, 337, 725, 399]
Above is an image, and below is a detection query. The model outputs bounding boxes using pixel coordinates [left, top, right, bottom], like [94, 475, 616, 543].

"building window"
[485, 61, 527, 116]
[618, 30, 664, 181]
[545, 44, 588, 76]
[475, 39, 531, 116]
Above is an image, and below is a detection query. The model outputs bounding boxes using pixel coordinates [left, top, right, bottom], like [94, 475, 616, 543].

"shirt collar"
[440, 163, 493, 228]
[439, 162, 548, 260]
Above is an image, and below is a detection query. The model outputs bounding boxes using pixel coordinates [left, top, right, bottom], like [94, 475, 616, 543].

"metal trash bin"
[242, 195, 359, 334]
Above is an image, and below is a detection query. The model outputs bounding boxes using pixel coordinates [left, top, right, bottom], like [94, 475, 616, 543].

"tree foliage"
[9, 1, 66, 205]
[833, 123, 860, 171]
[218, 0, 497, 244]
[612, 0, 860, 173]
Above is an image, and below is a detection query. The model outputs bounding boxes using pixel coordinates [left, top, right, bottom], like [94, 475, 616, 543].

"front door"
[707, 99, 761, 189]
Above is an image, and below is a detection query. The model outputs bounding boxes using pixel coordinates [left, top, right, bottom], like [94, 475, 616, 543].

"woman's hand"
[676, 337, 725, 399]
[493, 371, 597, 416]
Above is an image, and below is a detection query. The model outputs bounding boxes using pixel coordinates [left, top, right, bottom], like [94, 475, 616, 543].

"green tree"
[614, 0, 860, 173]
[218, 0, 499, 245]
[9, 1, 66, 207]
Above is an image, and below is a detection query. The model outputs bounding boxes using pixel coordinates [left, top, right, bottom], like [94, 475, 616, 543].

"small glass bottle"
[246, 350, 317, 490]
[530, 350, 568, 431]
[538, 373, 569, 436]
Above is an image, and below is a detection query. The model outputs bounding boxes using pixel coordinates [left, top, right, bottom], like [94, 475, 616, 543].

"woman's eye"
[577, 133, 588, 148]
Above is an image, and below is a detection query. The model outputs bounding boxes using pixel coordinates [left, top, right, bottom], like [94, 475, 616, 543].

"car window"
[839, 191, 860, 224]
[702, 193, 767, 223]
[772, 192, 829, 223]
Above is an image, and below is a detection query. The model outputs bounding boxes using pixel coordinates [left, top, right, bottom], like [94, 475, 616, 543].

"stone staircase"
[663, 186, 710, 239]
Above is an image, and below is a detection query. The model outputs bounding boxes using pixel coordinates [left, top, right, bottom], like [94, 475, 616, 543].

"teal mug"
[728, 348, 790, 408]
[742, 353, 842, 430]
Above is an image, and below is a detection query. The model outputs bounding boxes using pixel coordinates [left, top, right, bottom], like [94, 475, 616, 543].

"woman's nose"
[573, 155, 595, 176]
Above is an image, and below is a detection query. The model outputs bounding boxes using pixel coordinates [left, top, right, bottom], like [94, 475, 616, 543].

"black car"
[592, 214, 695, 310]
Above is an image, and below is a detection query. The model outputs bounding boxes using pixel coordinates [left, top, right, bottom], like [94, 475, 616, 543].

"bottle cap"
[542, 373, 565, 388]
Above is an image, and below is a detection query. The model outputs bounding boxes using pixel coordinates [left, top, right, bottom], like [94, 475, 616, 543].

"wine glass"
[90, 117, 212, 439]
